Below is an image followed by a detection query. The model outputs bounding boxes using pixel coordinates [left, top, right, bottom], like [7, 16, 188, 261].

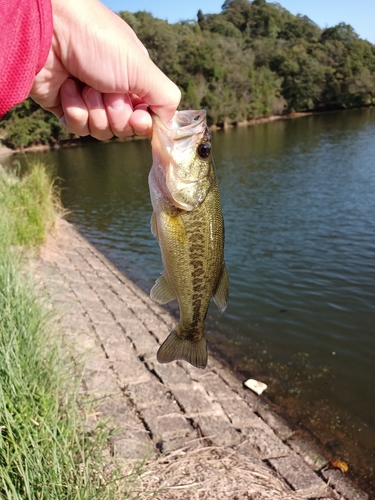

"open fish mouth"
[152, 110, 207, 142]
[173, 109, 206, 130]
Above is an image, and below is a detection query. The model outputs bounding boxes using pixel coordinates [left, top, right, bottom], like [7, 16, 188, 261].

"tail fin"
[157, 327, 207, 369]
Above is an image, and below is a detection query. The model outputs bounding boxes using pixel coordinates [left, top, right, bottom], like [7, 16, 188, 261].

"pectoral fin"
[213, 263, 229, 313]
[150, 273, 176, 304]
[150, 212, 157, 238]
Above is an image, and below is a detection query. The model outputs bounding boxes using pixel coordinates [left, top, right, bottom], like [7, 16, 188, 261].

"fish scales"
[148, 109, 229, 369]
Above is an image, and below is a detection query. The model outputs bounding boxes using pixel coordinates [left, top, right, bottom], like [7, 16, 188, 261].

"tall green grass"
[0, 164, 139, 499]
[0, 161, 58, 247]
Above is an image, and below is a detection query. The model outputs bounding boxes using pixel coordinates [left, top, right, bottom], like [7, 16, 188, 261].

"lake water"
[4, 108, 375, 493]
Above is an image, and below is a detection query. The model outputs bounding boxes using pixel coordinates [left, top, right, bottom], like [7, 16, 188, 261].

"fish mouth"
[152, 110, 207, 140]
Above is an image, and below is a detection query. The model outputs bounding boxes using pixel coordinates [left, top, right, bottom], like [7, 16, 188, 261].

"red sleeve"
[0, 0, 53, 118]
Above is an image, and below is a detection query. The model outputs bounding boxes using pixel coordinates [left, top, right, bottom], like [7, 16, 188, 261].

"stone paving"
[36, 219, 369, 500]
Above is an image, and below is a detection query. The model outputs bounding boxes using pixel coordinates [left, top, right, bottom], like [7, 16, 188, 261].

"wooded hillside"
[2, 0, 375, 148]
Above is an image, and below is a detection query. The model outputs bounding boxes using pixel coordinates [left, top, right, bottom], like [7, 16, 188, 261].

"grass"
[0, 161, 59, 247]
[0, 163, 142, 499]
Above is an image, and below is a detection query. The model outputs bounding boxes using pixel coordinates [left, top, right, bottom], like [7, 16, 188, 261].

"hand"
[30, 0, 180, 139]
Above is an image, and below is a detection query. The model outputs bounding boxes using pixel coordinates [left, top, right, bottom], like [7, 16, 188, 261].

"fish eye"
[197, 142, 211, 159]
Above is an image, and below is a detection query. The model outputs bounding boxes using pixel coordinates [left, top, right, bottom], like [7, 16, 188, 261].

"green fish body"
[149, 110, 229, 369]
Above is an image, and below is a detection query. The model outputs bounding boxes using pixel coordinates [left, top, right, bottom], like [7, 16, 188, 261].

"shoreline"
[35, 217, 369, 500]
[0, 110, 317, 157]
[2, 105, 374, 157]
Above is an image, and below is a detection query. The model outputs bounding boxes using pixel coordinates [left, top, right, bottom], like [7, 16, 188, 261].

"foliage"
[0, 163, 147, 498]
[0, 162, 60, 247]
[2, 0, 375, 146]
[0, 100, 73, 150]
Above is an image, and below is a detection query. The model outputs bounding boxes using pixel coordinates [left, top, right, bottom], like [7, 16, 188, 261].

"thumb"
[127, 52, 181, 124]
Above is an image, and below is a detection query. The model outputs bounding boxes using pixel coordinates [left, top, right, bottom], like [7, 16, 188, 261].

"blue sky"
[101, 0, 375, 44]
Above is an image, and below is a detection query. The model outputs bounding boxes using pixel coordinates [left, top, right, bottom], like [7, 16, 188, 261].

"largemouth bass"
[148, 109, 229, 369]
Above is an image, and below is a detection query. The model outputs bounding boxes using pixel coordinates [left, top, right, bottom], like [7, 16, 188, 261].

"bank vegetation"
[0, 164, 141, 498]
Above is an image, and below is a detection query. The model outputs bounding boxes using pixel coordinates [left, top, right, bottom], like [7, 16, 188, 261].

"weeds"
[0, 163, 141, 499]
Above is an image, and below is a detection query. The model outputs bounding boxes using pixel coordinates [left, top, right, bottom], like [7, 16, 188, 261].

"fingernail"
[106, 93, 126, 110]
[107, 93, 134, 111]
[64, 79, 78, 98]
[134, 103, 148, 112]
[59, 115, 67, 127]
[84, 88, 102, 108]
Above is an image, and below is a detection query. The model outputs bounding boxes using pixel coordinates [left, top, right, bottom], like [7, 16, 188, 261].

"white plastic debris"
[244, 378, 267, 395]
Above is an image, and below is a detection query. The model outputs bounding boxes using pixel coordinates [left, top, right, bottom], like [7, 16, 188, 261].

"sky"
[101, 0, 375, 45]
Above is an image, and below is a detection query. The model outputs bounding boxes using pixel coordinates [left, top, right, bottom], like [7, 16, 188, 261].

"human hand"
[30, 0, 180, 139]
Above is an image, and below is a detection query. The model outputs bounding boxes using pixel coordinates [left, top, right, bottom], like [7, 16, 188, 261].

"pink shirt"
[0, 0, 53, 117]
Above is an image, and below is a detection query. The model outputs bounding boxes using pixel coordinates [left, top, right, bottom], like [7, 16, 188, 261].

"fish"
[148, 109, 229, 369]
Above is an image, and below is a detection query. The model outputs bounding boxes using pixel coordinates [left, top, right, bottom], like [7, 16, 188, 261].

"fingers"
[60, 79, 156, 139]
[129, 105, 152, 136]
[60, 79, 90, 136]
[82, 87, 113, 140]
[103, 93, 134, 137]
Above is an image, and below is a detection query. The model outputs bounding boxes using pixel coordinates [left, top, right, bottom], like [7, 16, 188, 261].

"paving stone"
[242, 415, 290, 460]
[162, 433, 199, 453]
[172, 358, 206, 382]
[87, 308, 115, 325]
[58, 267, 86, 283]
[139, 315, 170, 341]
[96, 288, 125, 313]
[218, 395, 259, 429]
[94, 395, 141, 424]
[65, 252, 93, 271]
[100, 337, 137, 362]
[83, 348, 113, 371]
[233, 439, 264, 466]
[168, 382, 216, 414]
[140, 404, 193, 443]
[287, 435, 328, 471]
[94, 321, 127, 343]
[112, 437, 154, 459]
[158, 312, 176, 329]
[322, 469, 369, 500]
[59, 315, 93, 334]
[146, 358, 194, 386]
[83, 367, 119, 398]
[237, 385, 261, 410]
[112, 359, 152, 385]
[97, 270, 117, 282]
[119, 317, 160, 355]
[194, 412, 242, 446]
[269, 454, 329, 497]
[70, 334, 98, 354]
[36, 220, 369, 500]
[71, 283, 102, 307]
[257, 406, 294, 441]
[92, 390, 154, 461]
[124, 379, 173, 410]
[199, 371, 238, 401]
[77, 250, 106, 271]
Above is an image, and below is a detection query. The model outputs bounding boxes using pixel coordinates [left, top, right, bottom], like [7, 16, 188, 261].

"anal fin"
[150, 273, 176, 304]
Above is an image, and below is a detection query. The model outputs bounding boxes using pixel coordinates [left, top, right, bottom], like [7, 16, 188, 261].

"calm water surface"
[7, 108, 375, 492]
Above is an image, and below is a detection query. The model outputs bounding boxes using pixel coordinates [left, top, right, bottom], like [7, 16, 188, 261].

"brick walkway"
[36, 219, 368, 500]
